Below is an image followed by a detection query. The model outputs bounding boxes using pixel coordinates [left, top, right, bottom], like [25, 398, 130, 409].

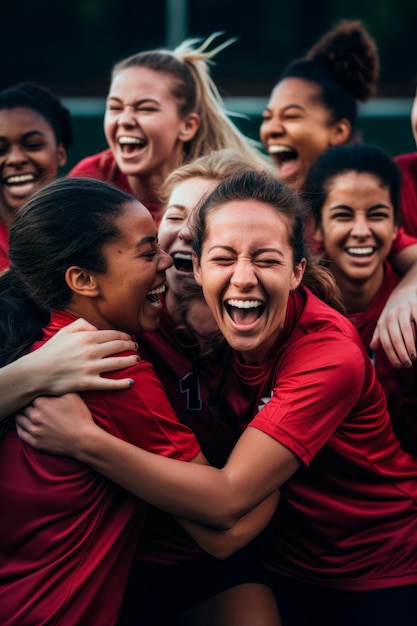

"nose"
[117, 106, 137, 126]
[351, 214, 372, 238]
[157, 248, 174, 272]
[260, 117, 285, 140]
[230, 260, 258, 290]
[178, 219, 193, 245]
[5, 144, 28, 165]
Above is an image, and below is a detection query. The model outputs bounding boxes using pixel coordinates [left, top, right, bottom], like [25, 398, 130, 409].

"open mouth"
[345, 246, 376, 257]
[118, 136, 147, 154]
[225, 299, 265, 325]
[267, 145, 298, 163]
[173, 252, 193, 272]
[146, 283, 166, 306]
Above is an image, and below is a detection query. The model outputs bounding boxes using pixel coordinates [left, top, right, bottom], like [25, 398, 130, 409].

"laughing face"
[193, 199, 305, 364]
[260, 78, 348, 190]
[0, 107, 66, 225]
[158, 177, 218, 300]
[66, 200, 173, 336]
[315, 171, 397, 297]
[104, 67, 199, 193]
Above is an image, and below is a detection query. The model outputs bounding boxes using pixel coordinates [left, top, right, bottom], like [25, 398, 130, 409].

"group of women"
[1, 18, 417, 626]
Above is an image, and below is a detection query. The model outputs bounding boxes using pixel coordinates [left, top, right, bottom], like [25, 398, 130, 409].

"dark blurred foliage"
[1, 0, 416, 97]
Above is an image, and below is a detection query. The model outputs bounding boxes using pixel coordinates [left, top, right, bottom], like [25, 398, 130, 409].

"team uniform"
[395, 152, 417, 237]
[0, 310, 200, 626]
[0, 219, 9, 271]
[226, 287, 417, 623]
[346, 261, 417, 455]
[68, 149, 161, 225]
[117, 299, 267, 624]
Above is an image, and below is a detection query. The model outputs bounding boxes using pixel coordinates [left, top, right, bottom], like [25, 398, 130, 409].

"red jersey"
[395, 152, 417, 237]
[136, 300, 251, 565]
[0, 310, 199, 626]
[68, 149, 161, 225]
[346, 261, 417, 455]
[234, 288, 417, 590]
[0, 219, 9, 272]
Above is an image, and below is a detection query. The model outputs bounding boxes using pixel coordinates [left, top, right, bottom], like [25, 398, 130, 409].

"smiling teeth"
[174, 252, 192, 260]
[6, 174, 35, 184]
[346, 247, 374, 255]
[226, 299, 263, 308]
[267, 145, 292, 154]
[119, 136, 145, 145]
[147, 285, 166, 296]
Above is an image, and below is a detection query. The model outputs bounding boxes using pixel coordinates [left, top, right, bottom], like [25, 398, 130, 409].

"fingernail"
[403, 361, 412, 369]
[134, 342, 139, 350]
[409, 352, 416, 360]
[128, 380, 134, 386]
[135, 356, 140, 362]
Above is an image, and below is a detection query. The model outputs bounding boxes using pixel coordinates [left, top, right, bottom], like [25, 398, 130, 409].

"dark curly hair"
[0, 82, 74, 149]
[279, 20, 379, 138]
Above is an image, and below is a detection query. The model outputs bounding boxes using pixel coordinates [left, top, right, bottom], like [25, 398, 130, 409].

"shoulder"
[68, 149, 114, 177]
[278, 289, 368, 381]
[294, 287, 357, 339]
[394, 152, 417, 176]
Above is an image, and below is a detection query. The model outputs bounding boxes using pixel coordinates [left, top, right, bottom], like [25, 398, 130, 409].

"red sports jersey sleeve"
[236, 289, 417, 591]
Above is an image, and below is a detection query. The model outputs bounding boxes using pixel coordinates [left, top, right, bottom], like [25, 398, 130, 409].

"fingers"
[59, 318, 98, 333]
[86, 339, 139, 360]
[84, 376, 135, 390]
[60, 320, 134, 345]
[371, 317, 416, 369]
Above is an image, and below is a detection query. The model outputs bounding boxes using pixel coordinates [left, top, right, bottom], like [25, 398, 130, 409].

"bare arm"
[0, 318, 139, 420]
[179, 490, 280, 559]
[16, 394, 297, 528]
[370, 248, 417, 368]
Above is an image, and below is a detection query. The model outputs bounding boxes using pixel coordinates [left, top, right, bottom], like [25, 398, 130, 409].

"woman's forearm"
[0, 320, 138, 420]
[0, 353, 49, 419]
[75, 425, 243, 527]
[178, 490, 281, 559]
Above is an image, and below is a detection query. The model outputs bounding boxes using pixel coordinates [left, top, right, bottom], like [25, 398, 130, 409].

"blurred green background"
[2, 0, 416, 167]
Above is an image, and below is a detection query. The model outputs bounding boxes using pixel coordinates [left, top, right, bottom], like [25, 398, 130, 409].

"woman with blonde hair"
[69, 34, 267, 224]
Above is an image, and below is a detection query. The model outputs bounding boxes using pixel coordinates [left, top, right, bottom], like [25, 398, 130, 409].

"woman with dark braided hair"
[0, 82, 73, 270]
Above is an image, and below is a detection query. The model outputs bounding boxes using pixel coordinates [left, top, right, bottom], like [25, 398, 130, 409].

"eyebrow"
[264, 104, 306, 113]
[208, 244, 285, 257]
[0, 130, 47, 141]
[136, 235, 157, 248]
[165, 204, 188, 212]
[106, 96, 159, 105]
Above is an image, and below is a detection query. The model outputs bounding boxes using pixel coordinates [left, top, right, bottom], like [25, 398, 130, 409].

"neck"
[164, 289, 183, 325]
[127, 148, 185, 204]
[331, 264, 384, 312]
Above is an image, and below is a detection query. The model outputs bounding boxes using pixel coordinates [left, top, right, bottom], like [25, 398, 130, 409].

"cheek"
[103, 116, 115, 139]
[158, 229, 177, 252]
